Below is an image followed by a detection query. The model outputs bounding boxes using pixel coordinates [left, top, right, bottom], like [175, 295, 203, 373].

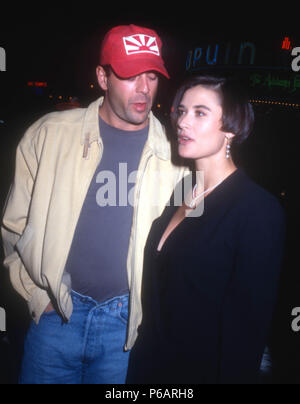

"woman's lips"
[178, 134, 194, 145]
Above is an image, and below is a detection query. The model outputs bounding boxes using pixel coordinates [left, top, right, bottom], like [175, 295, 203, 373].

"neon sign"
[27, 81, 47, 87]
[186, 41, 256, 71]
[282, 37, 292, 50]
[250, 72, 300, 93]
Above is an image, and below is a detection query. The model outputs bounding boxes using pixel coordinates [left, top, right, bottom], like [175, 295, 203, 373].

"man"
[1, 24, 188, 384]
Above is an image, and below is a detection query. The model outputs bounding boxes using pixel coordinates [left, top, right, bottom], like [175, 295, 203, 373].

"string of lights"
[26, 83, 300, 111]
[250, 99, 300, 108]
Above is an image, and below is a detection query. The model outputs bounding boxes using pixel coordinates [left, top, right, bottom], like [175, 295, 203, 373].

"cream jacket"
[1, 97, 188, 350]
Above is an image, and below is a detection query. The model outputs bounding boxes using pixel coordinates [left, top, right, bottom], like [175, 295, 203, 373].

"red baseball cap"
[100, 24, 170, 79]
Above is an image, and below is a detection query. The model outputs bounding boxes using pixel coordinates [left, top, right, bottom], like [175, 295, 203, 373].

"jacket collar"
[81, 97, 171, 161]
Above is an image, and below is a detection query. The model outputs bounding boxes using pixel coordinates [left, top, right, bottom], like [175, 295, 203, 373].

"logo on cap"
[123, 34, 160, 56]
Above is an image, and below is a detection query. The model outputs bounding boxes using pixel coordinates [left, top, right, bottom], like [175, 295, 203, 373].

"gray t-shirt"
[65, 116, 148, 303]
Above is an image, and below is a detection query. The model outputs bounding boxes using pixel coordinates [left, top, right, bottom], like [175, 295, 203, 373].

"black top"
[126, 169, 286, 384]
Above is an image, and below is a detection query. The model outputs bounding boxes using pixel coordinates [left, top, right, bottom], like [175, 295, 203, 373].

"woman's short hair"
[171, 75, 254, 145]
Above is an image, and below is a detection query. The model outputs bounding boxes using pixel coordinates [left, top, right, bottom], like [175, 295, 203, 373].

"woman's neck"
[194, 156, 237, 192]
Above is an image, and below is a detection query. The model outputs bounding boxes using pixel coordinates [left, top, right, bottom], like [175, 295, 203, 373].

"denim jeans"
[19, 291, 130, 384]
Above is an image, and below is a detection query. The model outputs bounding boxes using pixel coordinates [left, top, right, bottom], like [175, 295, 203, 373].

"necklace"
[189, 178, 225, 209]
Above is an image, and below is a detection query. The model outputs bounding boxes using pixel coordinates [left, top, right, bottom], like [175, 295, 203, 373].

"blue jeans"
[19, 291, 130, 384]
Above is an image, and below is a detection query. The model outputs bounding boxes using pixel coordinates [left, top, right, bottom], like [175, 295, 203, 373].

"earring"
[226, 140, 231, 159]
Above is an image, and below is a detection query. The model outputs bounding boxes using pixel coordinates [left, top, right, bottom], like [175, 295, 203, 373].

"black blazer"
[127, 169, 286, 384]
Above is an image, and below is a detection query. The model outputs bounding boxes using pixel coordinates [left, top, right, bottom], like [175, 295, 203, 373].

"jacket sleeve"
[218, 198, 286, 384]
[1, 129, 39, 302]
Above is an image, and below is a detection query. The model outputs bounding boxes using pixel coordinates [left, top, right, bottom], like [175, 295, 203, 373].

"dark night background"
[0, 6, 299, 384]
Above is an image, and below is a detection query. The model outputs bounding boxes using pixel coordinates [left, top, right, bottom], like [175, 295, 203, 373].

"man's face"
[97, 67, 159, 131]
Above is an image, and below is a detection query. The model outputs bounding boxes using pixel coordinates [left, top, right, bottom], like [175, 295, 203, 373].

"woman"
[126, 75, 286, 384]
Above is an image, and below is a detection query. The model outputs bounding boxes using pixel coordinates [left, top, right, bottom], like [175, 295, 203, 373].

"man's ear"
[96, 66, 108, 91]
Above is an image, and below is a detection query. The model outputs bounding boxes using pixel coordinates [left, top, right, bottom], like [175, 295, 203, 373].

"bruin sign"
[186, 41, 256, 71]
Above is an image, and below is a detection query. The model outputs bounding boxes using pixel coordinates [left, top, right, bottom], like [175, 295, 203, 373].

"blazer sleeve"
[1, 129, 39, 302]
[218, 197, 286, 384]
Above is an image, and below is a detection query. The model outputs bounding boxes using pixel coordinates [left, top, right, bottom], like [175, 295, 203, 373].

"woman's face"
[176, 85, 230, 161]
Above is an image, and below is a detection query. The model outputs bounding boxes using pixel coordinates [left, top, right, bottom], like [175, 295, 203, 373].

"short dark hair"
[171, 75, 254, 145]
[101, 65, 113, 77]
